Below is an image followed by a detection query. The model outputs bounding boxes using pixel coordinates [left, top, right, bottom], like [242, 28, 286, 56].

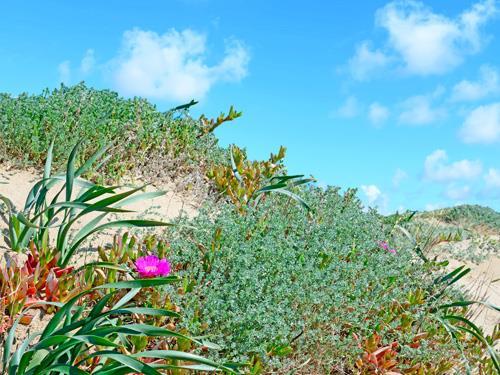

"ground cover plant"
[165, 188, 500, 373]
[2, 278, 235, 374]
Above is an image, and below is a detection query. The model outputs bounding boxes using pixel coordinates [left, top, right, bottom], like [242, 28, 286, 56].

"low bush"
[163, 187, 499, 372]
[207, 145, 314, 213]
[0, 84, 230, 183]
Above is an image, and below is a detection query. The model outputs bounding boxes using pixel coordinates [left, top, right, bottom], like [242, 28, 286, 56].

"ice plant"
[135, 255, 171, 278]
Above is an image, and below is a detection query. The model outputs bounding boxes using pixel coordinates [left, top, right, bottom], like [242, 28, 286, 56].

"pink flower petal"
[135, 255, 171, 278]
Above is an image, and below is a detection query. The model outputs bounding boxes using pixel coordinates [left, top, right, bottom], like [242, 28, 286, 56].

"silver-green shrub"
[165, 187, 469, 372]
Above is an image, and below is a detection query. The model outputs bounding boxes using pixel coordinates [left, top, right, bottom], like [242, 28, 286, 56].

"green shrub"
[0, 83, 227, 183]
[207, 145, 314, 213]
[428, 205, 500, 231]
[163, 187, 490, 372]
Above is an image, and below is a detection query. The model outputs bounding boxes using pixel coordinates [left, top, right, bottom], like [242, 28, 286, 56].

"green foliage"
[0, 142, 171, 267]
[162, 187, 495, 372]
[393, 206, 500, 262]
[198, 105, 242, 137]
[1, 83, 497, 373]
[207, 145, 314, 213]
[424, 204, 500, 232]
[2, 278, 235, 374]
[0, 83, 227, 182]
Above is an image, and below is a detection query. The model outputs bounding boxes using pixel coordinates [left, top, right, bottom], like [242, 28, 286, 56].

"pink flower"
[378, 241, 389, 250]
[378, 241, 397, 254]
[135, 255, 171, 278]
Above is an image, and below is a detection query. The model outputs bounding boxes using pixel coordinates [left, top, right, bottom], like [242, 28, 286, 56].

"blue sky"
[1, 0, 499, 212]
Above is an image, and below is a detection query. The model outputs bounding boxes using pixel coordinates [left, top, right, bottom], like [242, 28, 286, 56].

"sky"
[0, 0, 499, 212]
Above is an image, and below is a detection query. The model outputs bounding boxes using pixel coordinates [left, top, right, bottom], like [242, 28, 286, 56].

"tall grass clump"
[0, 83, 230, 183]
[163, 187, 498, 373]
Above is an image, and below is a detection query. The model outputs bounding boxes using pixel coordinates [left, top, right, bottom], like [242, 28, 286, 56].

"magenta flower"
[378, 241, 389, 250]
[135, 255, 171, 278]
[378, 241, 397, 254]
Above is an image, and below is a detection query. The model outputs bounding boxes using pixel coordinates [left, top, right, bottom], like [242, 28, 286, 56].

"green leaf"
[73, 261, 129, 274]
[439, 300, 500, 313]
[79, 185, 146, 216]
[43, 140, 54, 180]
[114, 190, 166, 208]
[131, 350, 235, 373]
[38, 364, 90, 374]
[66, 141, 82, 202]
[60, 220, 172, 267]
[95, 277, 179, 290]
[84, 351, 161, 375]
[75, 143, 111, 178]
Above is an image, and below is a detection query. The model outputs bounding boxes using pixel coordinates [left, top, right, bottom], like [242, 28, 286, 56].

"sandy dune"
[447, 256, 500, 335]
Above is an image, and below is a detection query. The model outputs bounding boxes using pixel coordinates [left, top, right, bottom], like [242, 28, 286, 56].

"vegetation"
[207, 145, 314, 213]
[0, 83, 232, 183]
[166, 190, 499, 373]
[392, 205, 500, 262]
[420, 205, 500, 232]
[2, 278, 234, 374]
[0, 85, 498, 374]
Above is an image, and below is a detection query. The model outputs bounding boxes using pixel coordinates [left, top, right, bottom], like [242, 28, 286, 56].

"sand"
[446, 255, 500, 335]
[0, 164, 199, 252]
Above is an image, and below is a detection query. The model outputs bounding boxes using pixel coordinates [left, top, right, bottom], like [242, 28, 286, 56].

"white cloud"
[111, 28, 250, 102]
[399, 88, 446, 125]
[392, 168, 408, 187]
[334, 96, 360, 118]
[347, 41, 390, 80]
[58, 61, 71, 84]
[80, 49, 95, 74]
[451, 65, 499, 101]
[484, 168, 500, 188]
[368, 102, 390, 126]
[361, 184, 382, 205]
[375, 0, 498, 75]
[360, 184, 389, 213]
[444, 184, 471, 200]
[423, 149, 482, 182]
[459, 102, 500, 143]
